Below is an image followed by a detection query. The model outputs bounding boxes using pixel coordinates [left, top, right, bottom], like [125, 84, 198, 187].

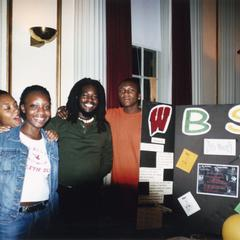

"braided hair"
[19, 85, 51, 120]
[66, 78, 107, 133]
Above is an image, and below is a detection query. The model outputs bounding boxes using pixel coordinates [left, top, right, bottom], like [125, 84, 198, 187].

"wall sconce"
[29, 26, 57, 47]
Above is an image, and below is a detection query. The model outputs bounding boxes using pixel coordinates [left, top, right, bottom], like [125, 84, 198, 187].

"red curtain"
[172, 0, 192, 105]
[106, 0, 132, 108]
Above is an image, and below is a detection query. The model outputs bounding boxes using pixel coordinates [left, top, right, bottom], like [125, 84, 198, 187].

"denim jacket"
[0, 126, 59, 224]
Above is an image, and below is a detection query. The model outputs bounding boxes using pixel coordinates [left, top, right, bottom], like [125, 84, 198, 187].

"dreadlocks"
[66, 78, 107, 133]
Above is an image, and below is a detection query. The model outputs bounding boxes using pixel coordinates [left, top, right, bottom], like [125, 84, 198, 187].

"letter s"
[225, 105, 240, 134]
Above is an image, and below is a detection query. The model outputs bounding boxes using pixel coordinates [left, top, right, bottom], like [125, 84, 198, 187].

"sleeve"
[100, 124, 113, 178]
[105, 108, 112, 123]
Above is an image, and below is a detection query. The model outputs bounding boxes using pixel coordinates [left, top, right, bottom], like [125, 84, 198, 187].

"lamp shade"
[30, 26, 57, 43]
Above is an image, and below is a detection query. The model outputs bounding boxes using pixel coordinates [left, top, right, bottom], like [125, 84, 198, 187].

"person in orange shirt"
[105, 78, 142, 229]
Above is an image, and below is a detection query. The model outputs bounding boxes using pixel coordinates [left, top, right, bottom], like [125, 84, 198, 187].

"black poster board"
[137, 101, 175, 229]
[171, 104, 240, 235]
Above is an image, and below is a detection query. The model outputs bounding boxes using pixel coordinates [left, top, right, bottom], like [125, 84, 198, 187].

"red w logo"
[148, 105, 172, 136]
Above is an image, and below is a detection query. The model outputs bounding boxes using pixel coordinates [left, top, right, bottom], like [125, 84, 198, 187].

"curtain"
[106, 0, 132, 108]
[218, 0, 240, 103]
[172, 0, 192, 105]
[74, 0, 106, 87]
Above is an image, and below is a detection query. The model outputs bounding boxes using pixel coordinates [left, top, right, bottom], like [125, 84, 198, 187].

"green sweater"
[46, 116, 112, 187]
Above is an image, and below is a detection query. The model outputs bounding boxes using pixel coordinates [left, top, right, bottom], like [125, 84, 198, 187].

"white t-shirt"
[20, 132, 51, 202]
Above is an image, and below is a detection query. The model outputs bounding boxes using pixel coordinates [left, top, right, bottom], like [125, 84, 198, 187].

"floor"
[45, 217, 222, 240]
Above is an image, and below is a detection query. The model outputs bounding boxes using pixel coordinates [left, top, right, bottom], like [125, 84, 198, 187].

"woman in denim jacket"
[0, 85, 59, 239]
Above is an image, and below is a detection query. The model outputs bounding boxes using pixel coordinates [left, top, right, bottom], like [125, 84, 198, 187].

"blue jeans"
[0, 206, 50, 240]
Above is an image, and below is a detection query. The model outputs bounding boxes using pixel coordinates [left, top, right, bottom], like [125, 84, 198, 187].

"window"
[132, 45, 158, 102]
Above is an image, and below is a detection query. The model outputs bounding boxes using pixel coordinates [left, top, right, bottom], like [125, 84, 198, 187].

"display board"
[172, 104, 240, 235]
[137, 100, 175, 229]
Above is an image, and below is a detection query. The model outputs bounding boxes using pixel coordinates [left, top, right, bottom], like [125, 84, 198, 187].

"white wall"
[11, 0, 57, 113]
[4, 0, 106, 112]
[0, 0, 7, 90]
[61, 0, 75, 106]
[3, 0, 170, 110]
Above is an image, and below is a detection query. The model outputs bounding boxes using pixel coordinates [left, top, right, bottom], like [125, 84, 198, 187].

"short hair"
[118, 78, 141, 94]
[66, 78, 107, 133]
[19, 85, 51, 119]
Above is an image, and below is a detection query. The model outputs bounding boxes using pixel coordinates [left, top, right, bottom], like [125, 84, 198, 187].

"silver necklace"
[78, 116, 94, 124]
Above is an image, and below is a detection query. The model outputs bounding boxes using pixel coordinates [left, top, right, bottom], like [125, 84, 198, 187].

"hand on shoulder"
[45, 130, 59, 141]
[56, 106, 68, 120]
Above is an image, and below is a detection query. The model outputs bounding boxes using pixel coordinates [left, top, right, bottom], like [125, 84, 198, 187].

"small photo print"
[197, 163, 239, 198]
[177, 191, 201, 216]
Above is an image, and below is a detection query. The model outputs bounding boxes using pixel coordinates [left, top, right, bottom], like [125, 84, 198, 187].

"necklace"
[78, 116, 94, 124]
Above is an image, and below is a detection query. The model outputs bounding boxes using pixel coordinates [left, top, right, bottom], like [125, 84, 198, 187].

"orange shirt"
[106, 108, 142, 189]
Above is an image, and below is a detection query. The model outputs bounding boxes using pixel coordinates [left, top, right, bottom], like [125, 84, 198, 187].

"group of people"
[0, 77, 142, 239]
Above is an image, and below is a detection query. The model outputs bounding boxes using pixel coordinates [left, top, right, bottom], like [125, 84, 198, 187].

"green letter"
[182, 108, 211, 135]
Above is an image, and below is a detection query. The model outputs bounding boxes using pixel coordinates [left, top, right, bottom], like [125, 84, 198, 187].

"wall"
[1, 0, 170, 111]
[1, 0, 107, 112]
[61, 0, 75, 106]
[11, 0, 58, 113]
[0, 0, 7, 90]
